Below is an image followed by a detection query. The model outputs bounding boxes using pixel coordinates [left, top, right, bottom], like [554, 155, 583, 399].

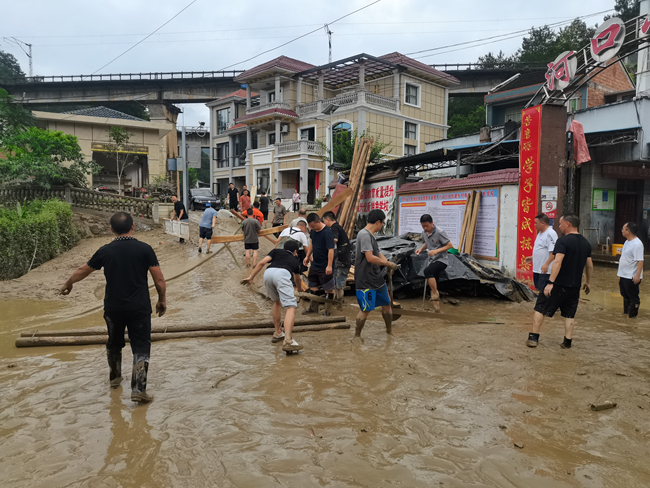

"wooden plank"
[317, 186, 354, 217]
[21, 316, 347, 338]
[295, 292, 343, 305]
[326, 183, 349, 216]
[467, 191, 481, 255]
[16, 323, 351, 348]
[210, 224, 287, 243]
[458, 191, 474, 252]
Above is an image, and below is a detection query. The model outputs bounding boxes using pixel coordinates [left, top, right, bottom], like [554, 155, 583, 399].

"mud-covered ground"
[1, 213, 649, 487]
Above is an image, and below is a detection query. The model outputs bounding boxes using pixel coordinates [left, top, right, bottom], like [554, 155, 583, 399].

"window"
[216, 108, 230, 135]
[503, 106, 523, 123]
[404, 122, 417, 140]
[566, 97, 580, 113]
[404, 144, 417, 156]
[405, 83, 419, 106]
[257, 169, 270, 193]
[216, 142, 229, 168]
[300, 127, 315, 141]
[268, 92, 275, 103]
[252, 132, 258, 150]
[233, 134, 246, 166]
[268, 132, 276, 145]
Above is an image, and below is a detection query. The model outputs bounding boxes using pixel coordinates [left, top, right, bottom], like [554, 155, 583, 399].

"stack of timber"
[458, 190, 481, 255]
[337, 137, 374, 238]
[16, 316, 349, 348]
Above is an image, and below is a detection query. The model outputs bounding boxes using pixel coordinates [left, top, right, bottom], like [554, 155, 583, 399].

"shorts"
[262, 211, 269, 220]
[199, 226, 213, 239]
[244, 242, 259, 250]
[533, 272, 550, 291]
[308, 267, 336, 291]
[334, 265, 350, 290]
[423, 261, 447, 281]
[534, 285, 581, 319]
[264, 268, 297, 308]
[356, 284, 391, 312]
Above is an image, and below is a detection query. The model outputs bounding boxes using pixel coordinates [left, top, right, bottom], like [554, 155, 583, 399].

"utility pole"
[182, 126, 189, 211]
[4, 37, 33, 77]
[323, 24, 333, 64]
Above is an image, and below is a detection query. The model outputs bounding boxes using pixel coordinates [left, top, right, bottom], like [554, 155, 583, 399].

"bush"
[0, 199, 80, 280]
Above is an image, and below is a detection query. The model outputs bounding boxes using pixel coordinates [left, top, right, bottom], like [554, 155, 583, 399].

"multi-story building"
[207, 53, 459, 202]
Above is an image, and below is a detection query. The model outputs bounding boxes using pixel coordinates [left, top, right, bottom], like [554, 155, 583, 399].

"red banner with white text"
[516, 106, 542, 289]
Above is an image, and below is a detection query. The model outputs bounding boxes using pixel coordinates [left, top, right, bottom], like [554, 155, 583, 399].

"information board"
[398, 188, 500, 259]
[592, 188, 615, 211]
[357, 179, 398, 235]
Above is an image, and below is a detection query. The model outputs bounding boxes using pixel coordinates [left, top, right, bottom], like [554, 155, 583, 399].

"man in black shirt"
[60, 212, 167, 403]
[322, 211, 350, 300]
[243, 240, 304, 353]
[259, 190, 270, 223]
[527, 213, 593, 350]
[171, 194, 188, 243]
[227, 183, 240, 211]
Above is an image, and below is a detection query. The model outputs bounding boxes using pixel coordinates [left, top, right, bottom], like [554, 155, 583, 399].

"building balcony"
[276, 139, 323, 156]
[246, 101, 291, 115]
[295, 90, 400, 117]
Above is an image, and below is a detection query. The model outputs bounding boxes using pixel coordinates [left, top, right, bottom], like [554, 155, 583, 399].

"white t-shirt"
[292, 193, 301, 203]
[617, 237, 644, 279]
[279, 227, 309, 248]
[532, 227, 558, 274]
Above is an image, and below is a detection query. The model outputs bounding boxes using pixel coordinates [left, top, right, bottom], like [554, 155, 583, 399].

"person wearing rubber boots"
[354, 209, 398, 340]
[242, 239, 304, 353]
[414, 214, 452, 312]
[59, 212, 166, 403]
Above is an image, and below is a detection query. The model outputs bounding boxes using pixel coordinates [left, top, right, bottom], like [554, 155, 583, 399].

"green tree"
[321, 129, 393, 169]
[103, 126, 138, 195]
[605, 0, 639, 22]
[0, 50, 25, 81]
[517, 20, 596, 64]
[477, 51, 518, 69]
[0, 88, 34, 143]
[448, 104, 487, 139]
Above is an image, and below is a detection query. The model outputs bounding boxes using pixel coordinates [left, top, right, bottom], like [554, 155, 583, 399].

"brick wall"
[587, 60, 634, 108]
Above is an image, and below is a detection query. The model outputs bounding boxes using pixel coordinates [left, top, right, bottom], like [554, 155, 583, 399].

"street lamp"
[322, 103, 339, 193]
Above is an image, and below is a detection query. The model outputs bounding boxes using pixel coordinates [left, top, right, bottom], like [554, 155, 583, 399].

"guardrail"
[0, 70, 245, 84]
[245, 101, 291, 115]
[276, 140, 323, 156]
[0, 185, 155, 220]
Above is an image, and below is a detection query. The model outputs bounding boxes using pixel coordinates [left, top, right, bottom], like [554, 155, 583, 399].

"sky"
[1, 0, 615, 125]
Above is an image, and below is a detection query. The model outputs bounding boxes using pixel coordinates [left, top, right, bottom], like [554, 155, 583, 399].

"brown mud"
[1, 214, 650, 487]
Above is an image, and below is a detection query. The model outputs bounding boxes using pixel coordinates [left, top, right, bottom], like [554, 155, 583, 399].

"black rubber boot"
[131, 354, 154, 403]
[382, 312, 393, 335]
[107, 350, 122, 388]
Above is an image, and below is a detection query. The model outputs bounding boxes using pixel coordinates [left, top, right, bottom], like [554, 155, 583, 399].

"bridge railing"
[430, 62, 548, 71]
[0, 70, 245, 84]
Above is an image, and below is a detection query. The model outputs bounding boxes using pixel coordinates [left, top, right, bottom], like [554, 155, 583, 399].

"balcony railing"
[276, 140, 323, 156]
[295, 90, 399, 117]
[246, 101, 291, 115]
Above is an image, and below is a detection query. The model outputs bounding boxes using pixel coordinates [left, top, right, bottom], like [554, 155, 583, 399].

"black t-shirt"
[174, 201, 186, 220]
[87, 237, 159, 314]
[310, 225, 335, 270]
[267, 249, 301, 275]
[227, 188, 239, 205]
[330, 222, 351, 267]
[553, 233, 592, 288]
[259, 196, 269, 213]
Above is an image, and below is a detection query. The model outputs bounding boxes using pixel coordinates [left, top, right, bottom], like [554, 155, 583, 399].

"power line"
[405, 8, 613, 57]
[92, 0, 197, 74]
[5, 15, 607, 40]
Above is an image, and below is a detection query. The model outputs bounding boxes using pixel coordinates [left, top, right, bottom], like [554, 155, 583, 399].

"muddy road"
[1, 217, 650, 487]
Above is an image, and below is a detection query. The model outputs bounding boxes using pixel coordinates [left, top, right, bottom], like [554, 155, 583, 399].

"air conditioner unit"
[281, 124, 289, 134]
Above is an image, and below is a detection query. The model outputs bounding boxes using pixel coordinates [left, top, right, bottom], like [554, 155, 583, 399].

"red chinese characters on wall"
[516, 106, 542, 289]
[357, 182, 395, 214]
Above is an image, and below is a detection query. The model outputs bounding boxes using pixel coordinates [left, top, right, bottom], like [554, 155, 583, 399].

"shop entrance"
[615, 179, 643, 244]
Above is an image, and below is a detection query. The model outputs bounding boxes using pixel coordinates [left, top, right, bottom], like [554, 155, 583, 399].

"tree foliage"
[477, 51, 519, 69]
[0, 88, 34, 143]
[321, 129, 393, 170]
[0, 50, 25, 81]
[103, 126, 138, 195]
[605, 0, 639, 22]
[447, 99, 487, 139]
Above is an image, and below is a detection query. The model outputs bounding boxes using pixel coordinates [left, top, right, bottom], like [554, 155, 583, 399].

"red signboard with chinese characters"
[516, 106, 542, 289]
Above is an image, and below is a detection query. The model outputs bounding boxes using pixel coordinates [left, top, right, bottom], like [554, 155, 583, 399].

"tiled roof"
[380, 52, 460, 85]
[225, 123, 247, 131]
[64, 106, 145, 121]
[235, 56, 315, 81]
[398, 168, 519, 193]
[235, 108, 298, 123]
[221, 89, 259, 99]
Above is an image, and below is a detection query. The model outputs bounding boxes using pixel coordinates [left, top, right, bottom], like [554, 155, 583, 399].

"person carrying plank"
[414, 214, 452, 312]
[242, 208, 262, 268]
[354, 209, 398, 339]
[303, 212, 336, 314]
[59, 212, 166, 403]
[242, 239, 305, 353]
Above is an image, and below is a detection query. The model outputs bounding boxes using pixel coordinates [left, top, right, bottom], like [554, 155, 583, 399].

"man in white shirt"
[276, 217, 310, 273]
[525, 213, 558, 291]
[617, 221, 644, 318]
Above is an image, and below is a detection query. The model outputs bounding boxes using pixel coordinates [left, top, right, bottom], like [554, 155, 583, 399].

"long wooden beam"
[211, 224, 287, 243]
